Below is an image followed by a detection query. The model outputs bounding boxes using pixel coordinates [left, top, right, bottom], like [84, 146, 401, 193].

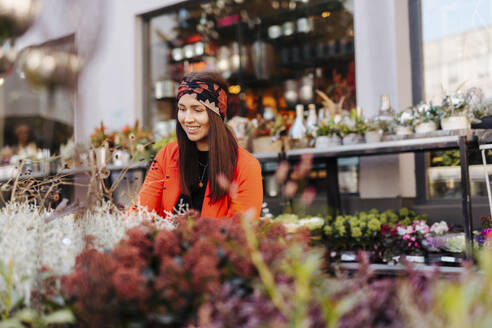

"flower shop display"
[250, 115, 288, 153]
[89, 121, 158, 166]
[1, 179, 492, 328]
[319, 207, 465, 263]
[439, 91, 472, 130]
[339, 108, 366, 145]
[393, 109, 414, 135]
[412, 102, 439, 133]
[315, 119, 342, 148]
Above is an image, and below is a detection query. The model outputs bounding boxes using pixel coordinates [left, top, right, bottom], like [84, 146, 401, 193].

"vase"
[440, 116, 470, 130]
[252, 136, 282, 154]
[415, 121, 437, 134]
[315, 135, 341, 148]
[396, 126, 413, 135]
[364, 130, 383, 143]
[342, 133, 364, 145]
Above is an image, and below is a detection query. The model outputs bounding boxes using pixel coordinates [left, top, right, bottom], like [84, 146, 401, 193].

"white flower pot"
[440, 116, 470, 130]
[342, 133, 364, 145]
[364, 131, 383, 143]
[315, 135, 341, 148]
[415, 121, 437, 134]
[396, 126, 413, 135]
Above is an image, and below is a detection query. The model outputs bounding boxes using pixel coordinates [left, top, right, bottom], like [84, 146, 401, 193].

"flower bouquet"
[393, 109, 414, 135]
[250, 115, 288, 153]
[339, 108, 366, 145]
[412, 102, 439, 133]
[439, 90, 473, 130]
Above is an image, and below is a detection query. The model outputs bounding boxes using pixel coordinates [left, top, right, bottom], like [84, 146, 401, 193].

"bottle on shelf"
[306, 103, 318, 135]
[289, 104, 307, 140]
[376, 94, 394, 132]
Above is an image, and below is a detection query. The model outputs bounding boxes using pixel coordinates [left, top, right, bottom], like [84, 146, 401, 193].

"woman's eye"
[178, 107, 185, 111]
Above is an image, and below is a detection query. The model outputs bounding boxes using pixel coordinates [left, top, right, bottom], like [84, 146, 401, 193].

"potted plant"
[250, 115, 287, 153]
[439, 92, 472, 130]
[466, 87, 492, 129]
[412, 102, 439, 133]
[315, 119, 341, 148]
[364, 119, 384, 143]
[393, 110, 414, 135]
[339, 109, 366, 145]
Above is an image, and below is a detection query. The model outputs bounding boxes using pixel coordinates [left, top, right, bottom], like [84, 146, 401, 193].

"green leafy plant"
[339, 109, 366, 137]
[316, 119, 340, 137]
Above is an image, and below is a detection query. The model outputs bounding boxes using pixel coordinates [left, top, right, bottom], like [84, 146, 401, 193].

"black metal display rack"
[253, 129, 492, 258]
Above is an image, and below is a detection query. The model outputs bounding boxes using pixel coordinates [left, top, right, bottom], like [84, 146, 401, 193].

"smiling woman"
[136, 72, 263, 220]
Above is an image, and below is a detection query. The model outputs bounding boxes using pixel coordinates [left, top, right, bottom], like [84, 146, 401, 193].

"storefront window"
[422, 0, 492, 199]
[422, 0, 492, 102]
[0, 35, 74, 179]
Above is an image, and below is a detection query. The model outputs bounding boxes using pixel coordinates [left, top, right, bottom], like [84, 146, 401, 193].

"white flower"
[417, 103, 431, 113]
[0, 201, 175, 311]
[298, 217, 324, 230]
[450, 94, 465, 107]
[283, 222, 300, 233]
[397, 111, 414, 125]
[397, 226, 407, 236]
[414, 221, 430, 234]
[430, 221, 449, 235]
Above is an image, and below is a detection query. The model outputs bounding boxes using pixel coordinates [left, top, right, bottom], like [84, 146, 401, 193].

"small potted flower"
[339, 109, 366, 145]
[413, 102, 439, 134]
[364, 119, 384, 143]
[315, 119, 341, 148]
[393, 109, 414, 135]
[439, 92, 472, 130]
[250, 115, 286, 153]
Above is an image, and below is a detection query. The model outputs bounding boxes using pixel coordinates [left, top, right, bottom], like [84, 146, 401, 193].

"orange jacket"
[136, 141, 263, 220]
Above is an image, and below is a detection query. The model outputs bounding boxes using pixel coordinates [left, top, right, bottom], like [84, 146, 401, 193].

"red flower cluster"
[61, 215, 308, 326]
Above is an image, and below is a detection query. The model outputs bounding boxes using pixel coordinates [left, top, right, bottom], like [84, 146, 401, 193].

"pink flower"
[275, 161, 290, 184]
[300, 187, 316, 205]
[283, 181, 298, 199]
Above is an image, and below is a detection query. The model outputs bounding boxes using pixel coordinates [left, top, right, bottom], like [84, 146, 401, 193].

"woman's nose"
[184, 109, 195, 122]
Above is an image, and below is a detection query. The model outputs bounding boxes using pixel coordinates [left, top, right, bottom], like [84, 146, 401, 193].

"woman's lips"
[185, 126, 200, 134]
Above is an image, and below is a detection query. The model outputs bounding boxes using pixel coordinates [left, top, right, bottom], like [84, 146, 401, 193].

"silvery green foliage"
[0, 201, 176, 312]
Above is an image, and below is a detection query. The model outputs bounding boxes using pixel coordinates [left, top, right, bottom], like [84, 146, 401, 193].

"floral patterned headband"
[177, 80, 227, 119]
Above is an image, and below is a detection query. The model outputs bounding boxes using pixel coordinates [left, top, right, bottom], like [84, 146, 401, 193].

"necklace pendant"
[198, 182, 203, 188]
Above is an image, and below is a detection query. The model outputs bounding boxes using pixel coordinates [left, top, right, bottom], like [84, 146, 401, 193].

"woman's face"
[177, 94, 210, 151]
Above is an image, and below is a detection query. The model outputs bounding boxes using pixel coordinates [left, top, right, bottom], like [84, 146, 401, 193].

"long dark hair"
[176, 72, 238, 202]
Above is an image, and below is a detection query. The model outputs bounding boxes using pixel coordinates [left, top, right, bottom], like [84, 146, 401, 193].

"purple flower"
[425, 236, 447, 250]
